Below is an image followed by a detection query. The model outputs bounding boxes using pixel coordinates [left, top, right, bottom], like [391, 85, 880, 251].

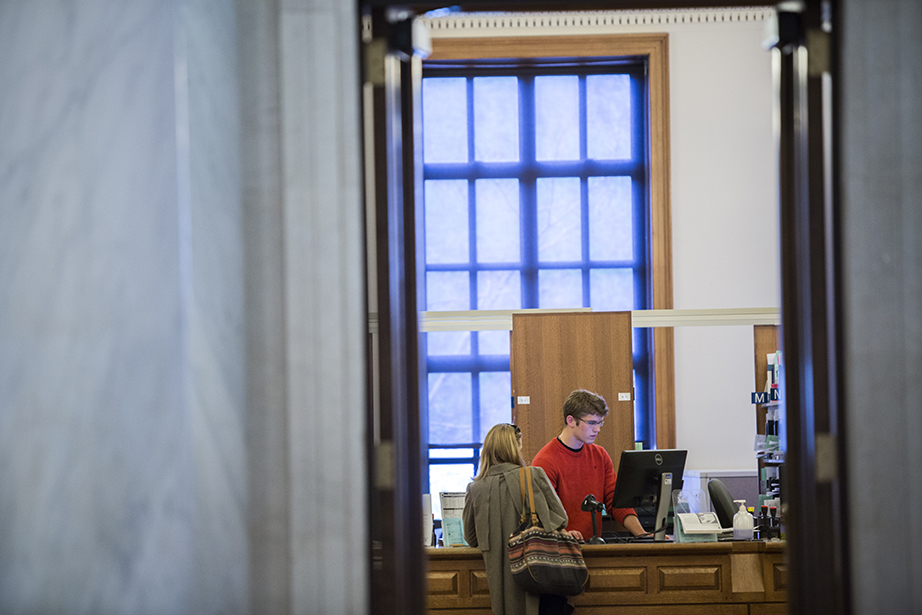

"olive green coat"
[462, 463, 569, 615]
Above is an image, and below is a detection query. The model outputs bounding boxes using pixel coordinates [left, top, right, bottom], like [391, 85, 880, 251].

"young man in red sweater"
[531, 389, 647, 541]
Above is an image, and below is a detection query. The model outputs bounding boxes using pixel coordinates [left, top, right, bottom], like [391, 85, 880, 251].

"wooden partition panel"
[511, 312, 635, 470]
[753, 325, 781, 436]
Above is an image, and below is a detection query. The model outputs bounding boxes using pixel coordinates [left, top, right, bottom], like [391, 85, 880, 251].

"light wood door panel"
[511, 312, 635, 471]
[753, 324, 781, 435]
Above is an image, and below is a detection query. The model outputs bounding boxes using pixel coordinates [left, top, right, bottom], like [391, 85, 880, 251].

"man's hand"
[623, 514, 646, 537]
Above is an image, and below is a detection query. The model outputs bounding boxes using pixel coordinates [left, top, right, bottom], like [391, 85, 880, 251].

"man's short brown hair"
[563, 389, 609, 422]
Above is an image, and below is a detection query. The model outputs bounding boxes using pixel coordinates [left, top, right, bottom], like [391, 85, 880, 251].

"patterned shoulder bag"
[507, 466, 588, 596]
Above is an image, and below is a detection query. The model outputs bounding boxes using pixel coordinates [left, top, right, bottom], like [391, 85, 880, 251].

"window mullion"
[519, 74, 539, 309]
[579, 74, 591, 307]
[632, 68, 654, 447]
[467, 77, 480, 446]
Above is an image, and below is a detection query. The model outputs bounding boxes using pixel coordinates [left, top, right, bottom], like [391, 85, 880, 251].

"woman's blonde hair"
[475, 423, 525, 480]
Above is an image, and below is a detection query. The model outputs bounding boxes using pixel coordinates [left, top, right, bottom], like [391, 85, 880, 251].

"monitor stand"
[654, 472, 673, 542]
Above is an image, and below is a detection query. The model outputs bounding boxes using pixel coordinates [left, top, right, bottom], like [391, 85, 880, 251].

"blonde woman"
[462, 423, 574, 615]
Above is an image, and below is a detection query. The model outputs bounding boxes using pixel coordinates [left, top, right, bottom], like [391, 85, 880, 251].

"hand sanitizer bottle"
[733, 500, 754, 540]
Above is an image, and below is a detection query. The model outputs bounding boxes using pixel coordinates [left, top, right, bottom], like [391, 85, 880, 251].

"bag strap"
[518, 467, 528, 525]
[520, 466, 540, 527]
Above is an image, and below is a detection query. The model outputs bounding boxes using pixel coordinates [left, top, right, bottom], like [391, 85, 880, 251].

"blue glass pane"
[537, 178, 582, 262]
[423, 77, 468, 163]
[428, 372, 473, 444]
[476, 179, 520, 263]
[425, 180, 469, 264]
[479, 372, 513, 441]
[587, 74, 631, 160]
[538, 269, 583, 308]
[535, 75, 580, 161]
[478, 330, 511, 355]
[474, 77, 519, 162]
[426, 271, 470, 310]
[426, 270, 472, 353]
[589, 268, 634, 311]
[427, 331, 471, 355]
[430, 448, 475, 459]
[588, 176, 633, 261]
[632, 369, 642, 442]
[430, 463, 476, 519]
[477, 270, 521, 310]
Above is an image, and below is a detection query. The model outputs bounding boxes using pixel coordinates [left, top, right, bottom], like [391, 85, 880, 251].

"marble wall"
[0, 0, 368, 613]
[183, 0, 249, 612]
[0, 1, 196, 612]
[236, 0, 293, 610]
[841, 0, 922, 611]
[276, 0, 368, 612]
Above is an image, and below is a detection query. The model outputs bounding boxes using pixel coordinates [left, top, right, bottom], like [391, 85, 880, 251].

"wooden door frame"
[425, 31, 675, 451]
[359, 2, 852, 615]
[363, 8, 425, 615]
[772, 1, 851, 612]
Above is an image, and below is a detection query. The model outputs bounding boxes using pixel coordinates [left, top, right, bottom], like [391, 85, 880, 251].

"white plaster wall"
[425, 8, 781, 474]
[664, 14, 779, 474]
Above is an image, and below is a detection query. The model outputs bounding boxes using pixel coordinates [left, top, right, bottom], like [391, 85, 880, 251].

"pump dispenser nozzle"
[732, 499, 754, 540]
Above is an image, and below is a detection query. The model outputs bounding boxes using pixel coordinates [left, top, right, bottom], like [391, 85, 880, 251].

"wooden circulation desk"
[427, 541, 787, 614]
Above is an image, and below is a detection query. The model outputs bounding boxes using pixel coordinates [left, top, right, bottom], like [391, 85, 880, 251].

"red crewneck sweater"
[532, 437, 637, 539]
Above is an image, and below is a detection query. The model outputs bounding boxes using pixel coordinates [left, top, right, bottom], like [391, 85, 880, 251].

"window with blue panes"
[420, 59, 653, 518]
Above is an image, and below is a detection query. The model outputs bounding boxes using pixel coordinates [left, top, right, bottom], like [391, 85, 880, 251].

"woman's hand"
[564, 529, 584, 541]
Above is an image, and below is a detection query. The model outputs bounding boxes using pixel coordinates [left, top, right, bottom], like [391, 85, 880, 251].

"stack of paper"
[675, 511, 724, 534]
[439, 492, 468, 547]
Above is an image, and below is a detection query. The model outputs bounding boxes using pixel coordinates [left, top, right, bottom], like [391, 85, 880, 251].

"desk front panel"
[426, 542, 786, 614]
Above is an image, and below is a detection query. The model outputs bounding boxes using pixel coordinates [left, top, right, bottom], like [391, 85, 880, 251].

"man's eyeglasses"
[576, 417, 605, 428]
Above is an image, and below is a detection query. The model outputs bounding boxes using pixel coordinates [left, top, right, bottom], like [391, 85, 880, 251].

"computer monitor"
[610, 449, 688, 541]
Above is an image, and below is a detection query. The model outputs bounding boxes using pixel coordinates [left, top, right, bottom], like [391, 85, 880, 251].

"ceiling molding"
[420, 7, 773, 36]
